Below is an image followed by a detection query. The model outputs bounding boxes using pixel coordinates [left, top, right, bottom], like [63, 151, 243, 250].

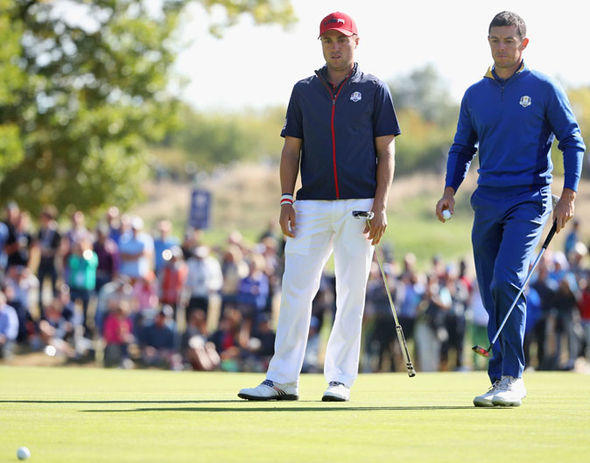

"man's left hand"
[553, 188, 576, 233]
[364, 210, 387, 245]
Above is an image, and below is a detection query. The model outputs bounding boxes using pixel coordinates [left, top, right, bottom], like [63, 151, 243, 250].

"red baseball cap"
[319, 12, 358, 38]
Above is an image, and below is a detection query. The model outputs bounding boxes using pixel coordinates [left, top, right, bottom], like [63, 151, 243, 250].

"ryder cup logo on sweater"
[519, 95, 532, 108]
[350, 91, 362, 102]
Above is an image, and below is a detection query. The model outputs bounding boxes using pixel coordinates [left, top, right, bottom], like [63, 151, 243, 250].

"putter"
[352, 210, 416, 377]
[472, 219, 558, 358]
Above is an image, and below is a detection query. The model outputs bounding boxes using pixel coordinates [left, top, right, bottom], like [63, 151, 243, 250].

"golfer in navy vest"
[239, 11, 400, 402]
[436, 11, 585, 407]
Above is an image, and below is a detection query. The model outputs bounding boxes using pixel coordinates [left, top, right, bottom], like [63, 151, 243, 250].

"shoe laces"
[487, 379, 505, 393]
[328, 381, 345, 387]
[262, 379, 275, 387]
[495, 376, 517, 392]
[500, 376, 519, 390]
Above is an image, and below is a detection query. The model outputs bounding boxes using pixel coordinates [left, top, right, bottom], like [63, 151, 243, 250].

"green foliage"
[566, 86, 590, 179]
[0, 0, 295, 219]
[0, 0, 26, 173]
[0, 124, 24, 171]
[160, 66, 461, 178]
[569, 87, 590, 137]
[164, 105, 285, 173]
[0, 0, 185, 217]
[549, 86, 590, 179]
[200, 0, 296, 37]
[394, 109, 452, 174]
[388, 65, 459, 176]
[390, 64, 458, 128]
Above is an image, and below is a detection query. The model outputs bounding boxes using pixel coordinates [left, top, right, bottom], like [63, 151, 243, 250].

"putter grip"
[541, 221, 557, 249]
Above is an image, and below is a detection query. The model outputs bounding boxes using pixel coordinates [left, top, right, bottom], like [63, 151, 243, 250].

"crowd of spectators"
[362, 220, 590, 373]
[0, 201, 281, 372]
[1, 200, 589, 374]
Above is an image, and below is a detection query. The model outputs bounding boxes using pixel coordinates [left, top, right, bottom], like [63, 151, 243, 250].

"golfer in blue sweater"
[436, 11, 585, 407]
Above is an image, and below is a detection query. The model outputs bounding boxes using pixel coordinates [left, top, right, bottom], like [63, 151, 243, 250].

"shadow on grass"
[0, 400, 238, 404]
[1, 400, 507, 412]
[79, 404, 498, 413]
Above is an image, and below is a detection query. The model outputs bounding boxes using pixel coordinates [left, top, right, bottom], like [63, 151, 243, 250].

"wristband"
[280, 193, 294, 206]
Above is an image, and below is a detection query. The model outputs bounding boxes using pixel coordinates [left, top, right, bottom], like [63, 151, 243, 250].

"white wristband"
[280, 193, 294, 206]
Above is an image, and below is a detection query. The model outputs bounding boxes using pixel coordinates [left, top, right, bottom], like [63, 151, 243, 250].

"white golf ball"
[44, 345, 57, 357]
[442, 210, 452, 220]
[17, 447, 31, 460]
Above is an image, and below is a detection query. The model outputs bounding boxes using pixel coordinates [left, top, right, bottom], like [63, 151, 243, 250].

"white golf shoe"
[473, 379, 504, 407]
[492, 376, 527, 407]
[238, 379, 298, 401]
[322, 381, 350, 402]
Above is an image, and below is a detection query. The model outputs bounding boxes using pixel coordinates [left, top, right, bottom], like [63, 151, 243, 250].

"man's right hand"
[435, 187, 456, 223]
[279, 204, 296, 238]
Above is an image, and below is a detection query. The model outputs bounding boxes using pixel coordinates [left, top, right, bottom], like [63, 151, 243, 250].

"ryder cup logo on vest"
[350, 91, 362, 102]
[519, 95, 532, 108]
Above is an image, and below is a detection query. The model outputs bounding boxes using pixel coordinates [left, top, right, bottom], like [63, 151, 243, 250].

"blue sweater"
[446, 63, 585, 192]
[281, 64, 400, 200]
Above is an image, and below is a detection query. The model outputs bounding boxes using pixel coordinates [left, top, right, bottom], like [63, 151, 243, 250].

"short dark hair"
[489, 11, 526, 40]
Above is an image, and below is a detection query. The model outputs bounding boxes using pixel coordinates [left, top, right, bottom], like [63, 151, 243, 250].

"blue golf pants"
[470, 185, 551, 383]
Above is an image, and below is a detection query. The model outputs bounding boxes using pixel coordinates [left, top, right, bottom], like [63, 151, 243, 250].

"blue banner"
[189, 189, 211, 230]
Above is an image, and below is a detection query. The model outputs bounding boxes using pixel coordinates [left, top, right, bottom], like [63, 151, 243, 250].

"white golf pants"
[266, 198, 374, 387]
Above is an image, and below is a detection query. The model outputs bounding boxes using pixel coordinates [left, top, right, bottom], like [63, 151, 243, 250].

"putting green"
[1, 367, 588, 462]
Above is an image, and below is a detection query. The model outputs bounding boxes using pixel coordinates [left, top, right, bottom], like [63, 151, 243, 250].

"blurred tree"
[566, 86, 590, 179]
[0, 0, 295, 218]
[389, 64, 458, 128]
[388, 65, 459, 175]
[162, 104, 284, 174]
[0, 0, 26, 174]
[199, 0, 296, 37]
[546, 86, 589, 179]
[164, 65, 462, 179]
[394, 109, 450, 175]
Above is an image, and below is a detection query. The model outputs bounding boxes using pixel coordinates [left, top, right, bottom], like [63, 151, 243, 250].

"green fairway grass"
[1, 367, 589, 462]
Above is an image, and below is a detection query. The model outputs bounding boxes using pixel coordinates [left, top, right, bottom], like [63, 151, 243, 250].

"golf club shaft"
[489, 220, 557, 347]
[369, 223, 416, 377]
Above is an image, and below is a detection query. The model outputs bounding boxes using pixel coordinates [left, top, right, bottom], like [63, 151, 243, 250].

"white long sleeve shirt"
[184, 256, 223, 298]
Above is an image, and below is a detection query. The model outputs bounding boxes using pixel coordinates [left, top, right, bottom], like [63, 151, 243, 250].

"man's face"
[320, 30, 358, 72]
[488, 25, 528, 71]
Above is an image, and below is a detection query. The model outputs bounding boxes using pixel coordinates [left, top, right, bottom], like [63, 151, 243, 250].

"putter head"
[472, 345, 491, 358]
[352, 210, 374, 220]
